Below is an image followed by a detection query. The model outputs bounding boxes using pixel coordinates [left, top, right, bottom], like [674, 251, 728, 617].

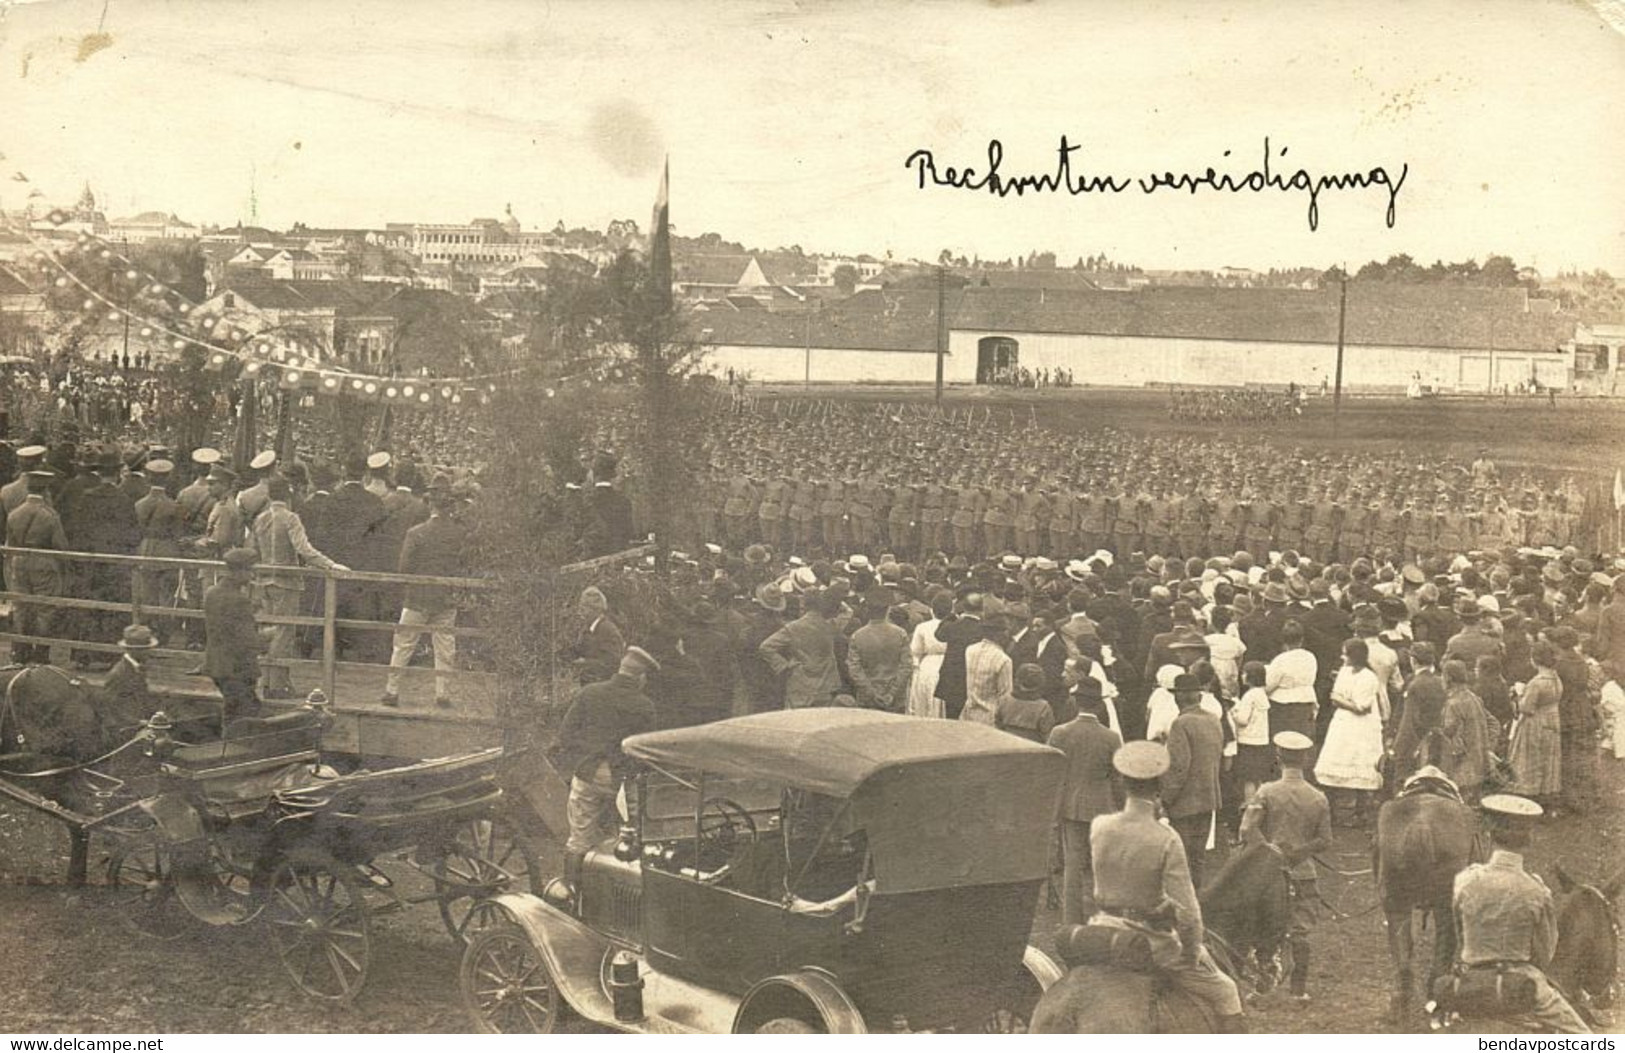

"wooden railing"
[0, 543, 654, 705]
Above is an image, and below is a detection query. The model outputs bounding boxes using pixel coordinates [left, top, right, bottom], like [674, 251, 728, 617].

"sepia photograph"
[0, 0, 1622, 1037]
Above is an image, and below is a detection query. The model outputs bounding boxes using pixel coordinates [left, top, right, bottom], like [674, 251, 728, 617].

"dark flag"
[649, 157, 671, 315]
[234, 376, 258, 470]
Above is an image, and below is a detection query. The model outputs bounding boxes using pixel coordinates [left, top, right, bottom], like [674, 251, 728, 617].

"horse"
[0, 665, 114, 769]
[1031, 842, 1292, 1033]
[0, 663, 130, 816]
[1550, 866, 1623, 1027]
[1372, 774, 1481, 1020]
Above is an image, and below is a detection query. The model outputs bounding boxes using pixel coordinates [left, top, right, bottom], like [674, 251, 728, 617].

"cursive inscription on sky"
[902, 137, 1408, 231]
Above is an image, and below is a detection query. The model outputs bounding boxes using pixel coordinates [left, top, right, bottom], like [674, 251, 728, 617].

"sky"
[0, 0, 1621, 274]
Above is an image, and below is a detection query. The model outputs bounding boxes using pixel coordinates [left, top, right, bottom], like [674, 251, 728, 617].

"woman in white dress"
[906, 591, 953, 718]
[1315, 637, 1385, 827]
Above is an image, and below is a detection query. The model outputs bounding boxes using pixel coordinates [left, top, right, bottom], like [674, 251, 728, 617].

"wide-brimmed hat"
[120, 624, 159, 650]
[753, 583, 787, 612]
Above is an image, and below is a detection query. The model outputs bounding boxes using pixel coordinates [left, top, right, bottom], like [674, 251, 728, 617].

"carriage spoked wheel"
[431, 815, 542, 944]
[106, 838, 190, 941]
[460, 925, 561, 1033]
[264, 857, 373, 1002]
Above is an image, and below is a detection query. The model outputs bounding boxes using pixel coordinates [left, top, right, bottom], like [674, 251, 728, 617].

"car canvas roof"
[623, 709, 1053, 799]
[626, 711, 1064, 892]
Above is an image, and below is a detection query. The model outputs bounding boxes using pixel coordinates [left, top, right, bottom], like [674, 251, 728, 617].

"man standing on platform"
[62, 446, 139, 670]
[133, 459, 182, 622]
[325, 456, 390, 662]
[204, 548, 264, 721]
[250, 477, 346, 698]
[6, 470, 67, 665]
[380, 475, 467, 709]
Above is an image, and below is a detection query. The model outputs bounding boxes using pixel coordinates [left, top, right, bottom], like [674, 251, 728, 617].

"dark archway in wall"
[977, 336, 1019, 384]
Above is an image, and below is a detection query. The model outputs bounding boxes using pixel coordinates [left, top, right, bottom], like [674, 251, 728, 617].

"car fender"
[486, 892, 620, 1022]
[732, 967, 869, 1034]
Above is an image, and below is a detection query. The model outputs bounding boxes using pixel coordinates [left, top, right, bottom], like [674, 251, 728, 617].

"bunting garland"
[4, 208, 627, 409]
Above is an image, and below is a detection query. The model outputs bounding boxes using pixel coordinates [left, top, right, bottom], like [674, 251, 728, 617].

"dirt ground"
[1, 759, 1620, 1034]
[753, 385, 1625, 478]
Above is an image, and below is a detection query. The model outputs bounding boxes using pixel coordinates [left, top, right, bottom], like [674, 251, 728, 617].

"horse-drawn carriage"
[0, 663, 541, 1003]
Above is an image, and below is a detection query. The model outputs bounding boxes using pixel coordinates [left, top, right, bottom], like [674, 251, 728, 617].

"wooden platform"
[72, 651, 510, 761]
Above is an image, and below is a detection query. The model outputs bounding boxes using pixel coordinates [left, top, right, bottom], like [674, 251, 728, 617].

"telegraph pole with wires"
[1333, 268, 1347, 437]
[935, 265, 947, 407]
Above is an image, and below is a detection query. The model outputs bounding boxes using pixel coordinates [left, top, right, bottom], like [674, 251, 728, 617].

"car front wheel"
[756, 1017, 821, 1033]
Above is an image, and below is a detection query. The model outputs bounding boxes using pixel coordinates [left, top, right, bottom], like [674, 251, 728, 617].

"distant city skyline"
[2, 1, 1620, 275]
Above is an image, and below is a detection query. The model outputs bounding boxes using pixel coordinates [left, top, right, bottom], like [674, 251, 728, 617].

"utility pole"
[1333, 271, 1347, 436]
[120, 238, 130, 370]
[935, 265, 947, 406]
[804, 302, 812, 387]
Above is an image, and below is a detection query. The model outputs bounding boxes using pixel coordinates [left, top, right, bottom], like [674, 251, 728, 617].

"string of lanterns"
[3, 211, 610, 408]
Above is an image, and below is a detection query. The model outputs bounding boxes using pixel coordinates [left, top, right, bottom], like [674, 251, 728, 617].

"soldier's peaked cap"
[1273, 731, 1314, 751]
[1113, 740, 1170, 780]
[1481, 794, 1542, 819]
[249, 450, 277, 471]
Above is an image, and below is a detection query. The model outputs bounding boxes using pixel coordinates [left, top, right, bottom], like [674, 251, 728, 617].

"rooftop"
[695, 284, 1576, 353]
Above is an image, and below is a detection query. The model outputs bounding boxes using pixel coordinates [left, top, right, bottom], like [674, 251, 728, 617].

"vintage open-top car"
[459, 708, 1066, 1033]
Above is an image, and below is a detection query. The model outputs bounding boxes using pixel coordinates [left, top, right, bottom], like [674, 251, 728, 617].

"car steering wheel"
[696, 797, 757, 875]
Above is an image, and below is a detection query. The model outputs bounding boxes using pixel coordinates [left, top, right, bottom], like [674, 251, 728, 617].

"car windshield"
[638, 769, 869, 904]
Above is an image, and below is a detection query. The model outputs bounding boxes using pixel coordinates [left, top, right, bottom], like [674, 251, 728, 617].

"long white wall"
[703, 343, 945, 384]
[949, 330, 1569, 391]
[700, 333, 1570, 389]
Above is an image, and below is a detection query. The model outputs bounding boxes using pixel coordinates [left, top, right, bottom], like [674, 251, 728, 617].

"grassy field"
[752, 384, 1625, 479]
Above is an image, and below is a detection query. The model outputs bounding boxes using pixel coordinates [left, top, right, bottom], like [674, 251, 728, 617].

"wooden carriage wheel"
[264, 856, 373, 1002]
[105, 838, 190, 941]
[460, 925, 561, 1033]
[430, 815, 542, 943]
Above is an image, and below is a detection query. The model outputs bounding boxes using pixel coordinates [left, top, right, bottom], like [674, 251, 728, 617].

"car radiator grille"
[606, 882, 642, 939]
